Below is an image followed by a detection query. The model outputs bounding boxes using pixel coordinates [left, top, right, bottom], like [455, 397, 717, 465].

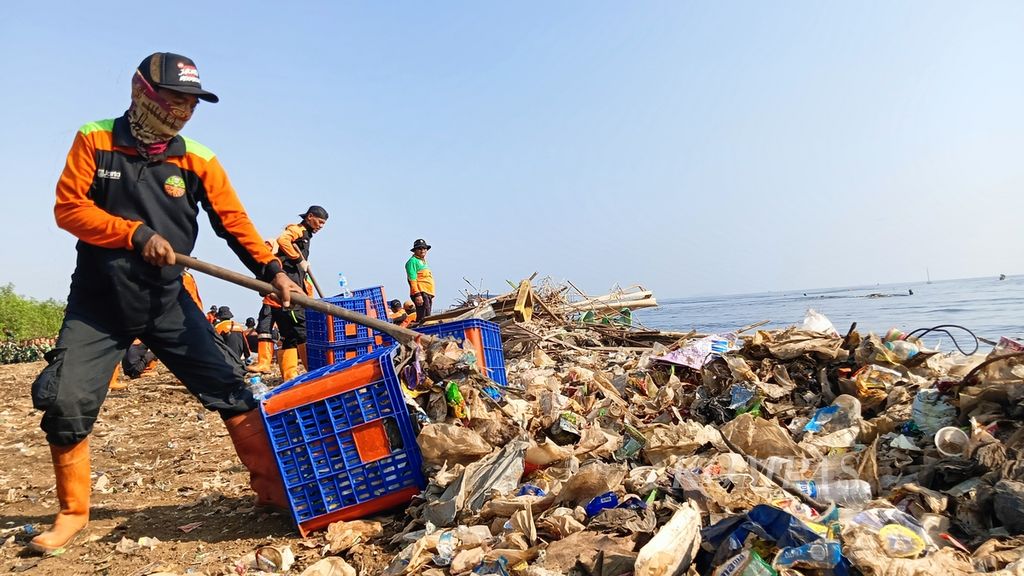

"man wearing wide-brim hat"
[405, 238, 435, 322]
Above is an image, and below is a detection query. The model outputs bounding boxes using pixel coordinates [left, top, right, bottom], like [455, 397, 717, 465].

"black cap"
[388, 299, 402, 310]
[138, 52, 219, 103]
[245, 317, 256, 328]
[216, 306, 233, 320]
[209, 305, 218, 312]
[411, 238, 431, 251]
[299, 205, 329, 220]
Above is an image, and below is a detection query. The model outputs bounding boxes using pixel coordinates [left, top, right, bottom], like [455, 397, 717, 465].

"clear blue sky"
[4, 1, 1022, 315]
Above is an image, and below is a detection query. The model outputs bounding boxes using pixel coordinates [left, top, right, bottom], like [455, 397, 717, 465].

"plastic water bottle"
[337, 273, 352, 298]
[246, 374, 270, 401]
[794, 479, 871, 507]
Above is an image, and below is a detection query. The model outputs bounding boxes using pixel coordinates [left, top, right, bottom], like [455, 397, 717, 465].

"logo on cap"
[164, 175, 186, 198]
[176, 62, 201, 84]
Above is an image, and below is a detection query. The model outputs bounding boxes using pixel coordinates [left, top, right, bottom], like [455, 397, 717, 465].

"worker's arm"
[277, 224, 304, 263]
[406, 258, 422, 295]
[54, 127, 146, 250]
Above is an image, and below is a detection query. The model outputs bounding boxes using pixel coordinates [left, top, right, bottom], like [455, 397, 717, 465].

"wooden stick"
[305, 264, 326, 298]
[177, 254, 429, 346]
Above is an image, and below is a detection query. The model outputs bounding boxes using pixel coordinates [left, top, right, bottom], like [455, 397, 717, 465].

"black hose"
[905, 324, 980, 356]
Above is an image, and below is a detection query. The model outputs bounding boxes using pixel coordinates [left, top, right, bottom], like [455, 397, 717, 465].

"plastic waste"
[246, 374, 270, 400]
[433, 529, 457, 567]
[634, 502, 701, 576]
[885, 339, 920, 362]
[773, 539, 842, 570]
[803, 395, 861, 434]
[445, 381, 467, 419]
[712, 550, 776, 576]
[612, 423, 647, 461]
[853, 364, 901, 392]
[337, 273, 352, 298]
[517, 484, 546, 497]
[794, 479, 871, 507]
[802, 309, 839, 336]
[878, 523, 927, 558]
[548, 412, 582, 445]
[584, 491, 619, 517]
[911, 388, 956, 435]
[934, 426, 969, 457]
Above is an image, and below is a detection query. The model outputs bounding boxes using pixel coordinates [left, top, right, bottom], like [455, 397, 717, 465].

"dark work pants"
[255, 303, 274, 341]
[271, 306, 306, 349]
[32, 289, 256, 445]
[415, 293, 433, 322]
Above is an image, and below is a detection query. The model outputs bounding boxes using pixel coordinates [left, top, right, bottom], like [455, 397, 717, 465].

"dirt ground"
[0, 361, 400, 575]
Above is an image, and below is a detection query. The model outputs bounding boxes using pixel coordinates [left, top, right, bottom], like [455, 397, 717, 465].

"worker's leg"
[417, 293, 434, 319]
[250, 304, 275, 373]
[30, 312, 130, 552]
[271, 307, 306, 380]
[140, 290, 287, 509]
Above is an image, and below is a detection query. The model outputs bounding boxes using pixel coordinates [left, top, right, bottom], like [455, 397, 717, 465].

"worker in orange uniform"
[205, 305, 218, 324]
[213, 306, 250, 364]
[261, 206, 328, 379]
[401, 301, 417, 327]
[405, 239, 435, 323]
[29, 52, 302, 554]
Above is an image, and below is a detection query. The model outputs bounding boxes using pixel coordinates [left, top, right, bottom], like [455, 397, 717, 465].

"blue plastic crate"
[306, 336, 395, 371]
[261, 346, 425, 534]
[415, 319, 507, 385]
[305, 286, 389, 346]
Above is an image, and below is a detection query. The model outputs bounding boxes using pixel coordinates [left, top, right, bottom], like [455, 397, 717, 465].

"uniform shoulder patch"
[79, 119, 115, 136]
[182, 136, 216, 161]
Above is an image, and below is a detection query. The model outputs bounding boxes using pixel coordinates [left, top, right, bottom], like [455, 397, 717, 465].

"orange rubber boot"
[248, 340, 274, 374]
[223, 410, 289, 511]
[108, 365, 127, 391]
[29, 439, 91, 554]
[280, 348, 300, 381]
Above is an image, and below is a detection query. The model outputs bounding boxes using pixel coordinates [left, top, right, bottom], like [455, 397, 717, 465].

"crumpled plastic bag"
[425, 439, 528, 527]
[417, 423, 493, 467]
[842, 525, 974, 576]
[642, 421, 724, 466]
[720, 413, 806, 459]
[750, 328, 845, 361]
[698, 505, 851, 576]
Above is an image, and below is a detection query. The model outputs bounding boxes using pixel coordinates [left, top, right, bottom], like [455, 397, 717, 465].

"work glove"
[298, 259, 310, 274]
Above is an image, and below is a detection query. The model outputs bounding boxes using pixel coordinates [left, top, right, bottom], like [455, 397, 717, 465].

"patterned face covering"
[126, 70, 195, 157]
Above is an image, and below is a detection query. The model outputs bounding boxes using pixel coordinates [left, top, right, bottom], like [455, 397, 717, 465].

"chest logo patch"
[163, 175, 186, 198]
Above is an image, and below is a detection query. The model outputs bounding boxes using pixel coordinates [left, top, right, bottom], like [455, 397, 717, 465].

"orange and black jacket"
[55, 115, 282, 330]
[262, 222, 314, 308]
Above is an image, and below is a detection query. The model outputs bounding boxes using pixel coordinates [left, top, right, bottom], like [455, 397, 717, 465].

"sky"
[3, 1, 1023, 316]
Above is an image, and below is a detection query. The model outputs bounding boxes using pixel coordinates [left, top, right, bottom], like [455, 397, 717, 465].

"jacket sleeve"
[276, 225, 304, 262]
[193, 155, 282, 281]
[406, 258, 421, 294]
[53, 130, 145, 249]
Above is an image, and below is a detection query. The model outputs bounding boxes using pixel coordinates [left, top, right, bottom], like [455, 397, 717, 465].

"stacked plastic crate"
[261, 346, 425, 535]
[304, 286, 395, 370]
[415, 319, 508, 385]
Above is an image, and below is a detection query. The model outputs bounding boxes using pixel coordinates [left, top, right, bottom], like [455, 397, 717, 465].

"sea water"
[636, 275, 1023, 352]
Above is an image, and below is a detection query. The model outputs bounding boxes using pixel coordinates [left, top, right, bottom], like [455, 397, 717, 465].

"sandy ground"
[0, 361, 399, 575]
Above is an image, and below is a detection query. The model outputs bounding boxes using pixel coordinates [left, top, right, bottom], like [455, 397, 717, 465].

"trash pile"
[278, 280, 1024, 576]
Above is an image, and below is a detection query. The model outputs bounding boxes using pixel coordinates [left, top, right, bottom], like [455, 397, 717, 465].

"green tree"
[0, 284, 65, 340]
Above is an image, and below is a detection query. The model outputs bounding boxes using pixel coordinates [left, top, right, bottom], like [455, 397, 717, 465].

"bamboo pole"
[177, 254, 429, 346]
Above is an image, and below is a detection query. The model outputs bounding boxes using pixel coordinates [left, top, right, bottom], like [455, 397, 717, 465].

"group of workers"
[26, 52, 439, 555]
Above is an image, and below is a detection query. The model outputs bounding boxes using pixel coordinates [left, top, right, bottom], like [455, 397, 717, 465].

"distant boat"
[926, 267, 932, 285]
[1000, 273, 1007, 281]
